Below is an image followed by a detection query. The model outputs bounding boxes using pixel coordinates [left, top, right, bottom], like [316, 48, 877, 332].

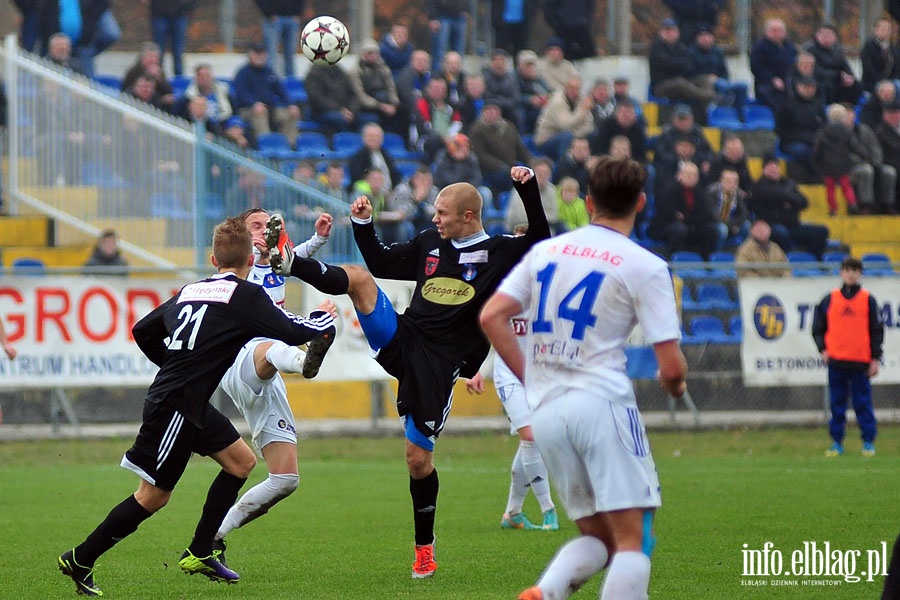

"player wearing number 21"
[481, 156, 688, 600]
[57, 217, 336, 597]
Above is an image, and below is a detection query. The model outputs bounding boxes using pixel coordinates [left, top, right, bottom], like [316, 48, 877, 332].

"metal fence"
[1, 35, 360, 270]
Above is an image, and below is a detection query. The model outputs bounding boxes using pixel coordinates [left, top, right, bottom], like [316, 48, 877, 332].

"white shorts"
[497, 382, 531, 435]
[220, 340, 297, 452]
[531, 390, 661, 520]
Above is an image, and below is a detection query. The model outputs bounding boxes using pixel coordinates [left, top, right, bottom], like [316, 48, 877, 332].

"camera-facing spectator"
[83, 229, 128, 276]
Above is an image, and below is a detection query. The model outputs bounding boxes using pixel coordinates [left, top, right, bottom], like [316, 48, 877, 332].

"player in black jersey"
[57, 217, 336, 597]
[265, 166, 549, 578]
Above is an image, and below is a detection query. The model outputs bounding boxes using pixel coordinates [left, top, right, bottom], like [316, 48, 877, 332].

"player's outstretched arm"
[510, 167, 551, 242]
[293, 213, 333, 259]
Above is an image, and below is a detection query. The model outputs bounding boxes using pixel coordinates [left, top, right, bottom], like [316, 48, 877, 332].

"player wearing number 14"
[481, 156, 688, 600]
[57, 218, 336, 597]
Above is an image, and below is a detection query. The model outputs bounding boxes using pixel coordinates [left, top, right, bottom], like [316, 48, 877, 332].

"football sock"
[505, 445, 528, 515]
[600, 551, 651, 600]
[536, 536, 608, 599]
[520, 439, 555, 513]
[882, 531, 900, 599]
[289, 257, 350, 295]
[75, 495, 153, 566]
[410, 469, 439, 546]
[216, 473, 299, 540]
[188, 470, 246, 558]
[265, 340, 306, 374]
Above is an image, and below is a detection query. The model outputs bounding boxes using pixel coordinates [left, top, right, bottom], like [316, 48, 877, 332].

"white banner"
[739, 277, 900, 386]
[0, 276, 190, 388]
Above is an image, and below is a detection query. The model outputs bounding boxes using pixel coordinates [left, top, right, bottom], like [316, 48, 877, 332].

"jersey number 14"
[532, 263, 604, 342]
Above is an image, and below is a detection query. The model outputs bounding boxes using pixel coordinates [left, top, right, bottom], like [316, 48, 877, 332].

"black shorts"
[376, 324, 459, 440]
[122, 399, 241, 492]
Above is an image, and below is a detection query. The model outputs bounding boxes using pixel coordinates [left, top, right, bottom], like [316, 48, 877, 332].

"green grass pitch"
[0, 426, 896, 599]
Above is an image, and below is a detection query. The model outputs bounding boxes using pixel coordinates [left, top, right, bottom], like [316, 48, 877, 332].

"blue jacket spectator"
[232, 43, 299, 146]
[380, 23, 414, 75]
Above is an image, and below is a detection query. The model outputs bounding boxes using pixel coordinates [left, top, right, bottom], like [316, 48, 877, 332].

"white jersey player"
[213, 208, 336, 563]
[481, 156, 687, 600]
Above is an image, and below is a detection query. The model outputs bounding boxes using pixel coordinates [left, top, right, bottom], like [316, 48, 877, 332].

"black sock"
[409, 469, 439, 546]
[882, 532, 900, 599]
[289, 257, 350, 295]
[75, 495, 153, 566]
[188, 470, 246, 558]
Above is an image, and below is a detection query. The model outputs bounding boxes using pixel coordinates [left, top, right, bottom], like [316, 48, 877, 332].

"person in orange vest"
[811, 256, 884, 457]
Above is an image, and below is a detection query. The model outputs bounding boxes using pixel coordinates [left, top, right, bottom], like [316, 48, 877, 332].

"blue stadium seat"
[12, 257, 47, 275]
[862, 252, 894, 276]
[695, 282, 739, 310]
[150, 193, 191, 219]
[669, 251, 708, 280]
[284, 77, 308, 104]
[81, 161, 129, 188]
[787, 251, 822, 277]
[93, 74, 123, 90]
[728, 315, 743, 342]
[294, 131, 331, 159]
[707, 106, 743, 130]
[708, 250, 737, 278]
[257, 132, 292, 152]
[394, 160, 421, 180]
[684, 315, 732, 344]
[822, 251, 847, 274]
[743, 105, 775, 130]
[382, 132, 420, 160]
[297, 120, 324, 132]
[331, 131, 364, 157]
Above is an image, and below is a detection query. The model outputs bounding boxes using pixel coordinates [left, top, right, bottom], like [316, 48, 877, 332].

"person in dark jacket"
[860, 18, 900, 94]
[589, 100, 648, 164]
[842, 101, 897, 214]
[541, 0, 596, 60]
[708, 135, 752, 190]
[690, 27, 748, 117]
[82, 229, 128, 275]
[14, 0, 39, 52]
[35, 0, 118, 77]
[661, 0, 723, 46]
[347, 123, 402, 193]
[649, 161, 719, 258]
[775, 77, 825, 181]
[482, 49, 522, 132]
[874, 100, 900, 213]
[811, 103, 863, 215]
[748, 153, 829, 257]
[148, 0, 195, 76]
[749, 18, 797, 111]
[253, 0, 307, 79]
[811, 256, 884, 458]
[649, 19, 715, 122]
[232, 43, 299, 146]
[491, 0, 534, 58]
[804, 22, 862, 105]
[859, 79, 897, 129]
[304, 61, 362, 134]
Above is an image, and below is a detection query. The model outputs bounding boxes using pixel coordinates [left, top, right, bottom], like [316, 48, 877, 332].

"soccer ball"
[301, 16, 350, 65]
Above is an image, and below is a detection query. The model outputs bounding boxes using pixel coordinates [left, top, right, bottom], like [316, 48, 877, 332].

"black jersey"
[352, 176, 550, 378]
[132, 272, 334, 426]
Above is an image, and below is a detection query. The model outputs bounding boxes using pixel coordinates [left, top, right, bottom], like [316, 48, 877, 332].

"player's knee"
[268, 473, 300, 498]
[405, 451, 432, 477]
[234, 453, 258, 479]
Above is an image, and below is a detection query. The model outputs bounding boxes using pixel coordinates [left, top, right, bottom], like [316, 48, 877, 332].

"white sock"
[505, 445, 529, 515]
[600, 551, 651, 600]
[265, 341, 306, 374]
[520, 439, 554, 513]
[536, 536, 609, 600]
[216, 473, 299, 540]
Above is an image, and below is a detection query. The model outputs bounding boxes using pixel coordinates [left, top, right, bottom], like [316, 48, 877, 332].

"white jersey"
[492, 315, 528, 389]
[497, 224, 681, 410]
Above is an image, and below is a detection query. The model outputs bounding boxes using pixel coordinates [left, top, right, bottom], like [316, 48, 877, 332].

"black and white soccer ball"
[301, 16, 350, 65]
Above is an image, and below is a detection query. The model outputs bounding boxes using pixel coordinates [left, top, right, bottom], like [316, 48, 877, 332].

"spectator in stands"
[253, 0, 308, 79]
[413, 77, 463, 161]
[708, 135, 752, 190]
[690, 26, 748, 118]
[232, 43, 300, 147]
[805, 22, 862, 105]
[556, 175, 589, 232]
[395, 50, 432, 145]
[649, 161, 719, 258]
[589, 78, 616, 127]
[467, 100, 532, 201]
[706, 167, 750, 248]
[859, 79, 897, 129]
[776, 77, 825, 182]
[458, 74, 486, 131]
[222, 115, 250, 149]
[122, 42, 176, 111]
[748, 152, 829, 257]
[183, 63, 233, 125]
[303, 60, 360, 134]
[537, 37, 578, 93]
[654, 135, 707, 198]
[661, 0, 723, 45]
[483, 49, 522, 132]
[350, 39, 401, 133]
[812, 103, 863, 216]
[861, 18, 900, 94]
[649, 19, 715, 123]
[321, 160, 349, 202]
[843, 102, 897, 215]
[875, 101, 900, 214]
[125, 71, 174, 114]
[786, 51, 826, 103]
[45, 32, 81, 73]
[491, 0, 533, 58]
[180, 95, 222, 139]
[347, 123, 401, 194]
[505, 157, 559, 232]
[14, 0, 38, 53]
[67, 1, 120, 79]
[146, 0, 195, 77]
[427, 0, 468, 72]
[553, 136, 592, 196]
[352, 168, 397, 239]
[438, 51, 467, 110]
[385, 164, 439, 242]
[589, 100, 648, 163]
[380, 22, 414, 76]
[734, 219, 789, 277]
[515, 50, 550, 135]
[83, 229, 128, 276]
[533, 75, 594, 162]
[611, 76, 645, 121]
[541, 0, 596, 60]
[750, 18, 797, 111]
[654, 103, 714, 177]
[607, 134, 656, 227]
[431, 133, 485, 194]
